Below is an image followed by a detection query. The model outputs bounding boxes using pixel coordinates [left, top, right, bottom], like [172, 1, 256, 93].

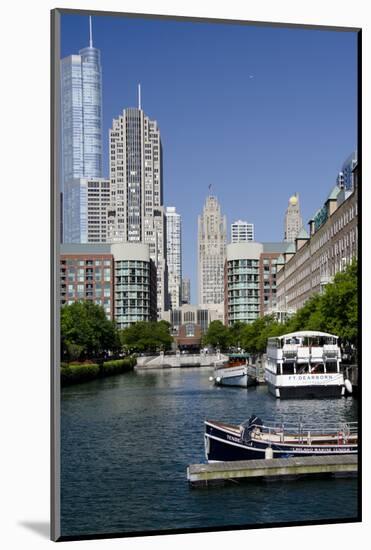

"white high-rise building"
[107, 95, 168, 316]
[64, 178, 110, 243]
[231, 220, 254, 242]
[165, 207, 182, 309]
[198, 195, 227, 305]
[61, 16, 103, 242]
[284, 193, 303, 242]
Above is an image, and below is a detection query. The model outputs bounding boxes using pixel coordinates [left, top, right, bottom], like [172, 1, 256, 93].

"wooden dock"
[187, 455, 358, 487]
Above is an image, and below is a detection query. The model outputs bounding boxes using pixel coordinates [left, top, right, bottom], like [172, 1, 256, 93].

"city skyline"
[61, 13, 357, 302]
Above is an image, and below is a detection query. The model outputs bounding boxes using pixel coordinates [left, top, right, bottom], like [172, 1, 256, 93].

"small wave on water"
[61, 367, 358, 537]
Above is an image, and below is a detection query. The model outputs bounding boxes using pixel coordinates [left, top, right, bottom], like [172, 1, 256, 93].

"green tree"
[284, 294, 323, 334]
[61, 301, 120, 360]
[155, 320, 173, 351]
[203, 320, 230, 350]
[228, 321, 246, 349]
[119, 321, 173, 353]
[319, 260, 358, 346]
[240, 315, 283, 354]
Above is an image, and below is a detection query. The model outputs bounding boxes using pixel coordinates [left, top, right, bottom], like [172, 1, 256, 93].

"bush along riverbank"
[61, 356, 136, 386]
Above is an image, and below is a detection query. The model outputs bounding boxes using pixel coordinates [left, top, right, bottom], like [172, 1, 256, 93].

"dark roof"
[60, 243, 111, 255]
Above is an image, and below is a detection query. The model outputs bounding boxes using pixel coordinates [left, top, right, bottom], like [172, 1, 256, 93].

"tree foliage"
[240, 315, 284, 354]
[202, 320, 230, 350]
[317, 260, 358, 345]
[61, 301, 120, 360]
[119, 320, 173, 353]
[228, 321, 246, 348]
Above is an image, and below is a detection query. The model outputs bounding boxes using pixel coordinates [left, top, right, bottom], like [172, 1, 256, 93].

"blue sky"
[61, 13, 357, 303]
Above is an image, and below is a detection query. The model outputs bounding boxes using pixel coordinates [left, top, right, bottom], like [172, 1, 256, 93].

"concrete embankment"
[135, 353, 228, 369]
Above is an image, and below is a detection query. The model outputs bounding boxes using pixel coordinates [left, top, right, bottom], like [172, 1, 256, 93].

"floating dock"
[187, 455, 357, 487]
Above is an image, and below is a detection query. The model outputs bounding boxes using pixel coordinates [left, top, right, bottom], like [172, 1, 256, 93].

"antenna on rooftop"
[89, 16, 93, 48]
[138, 83, 142, 110]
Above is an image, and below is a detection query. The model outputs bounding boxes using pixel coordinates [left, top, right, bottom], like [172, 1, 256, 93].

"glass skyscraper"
[340, 151, 357, 191]
[61, 17, 103, 241]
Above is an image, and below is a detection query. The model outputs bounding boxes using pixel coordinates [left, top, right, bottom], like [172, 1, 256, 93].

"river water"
[61, 367, 358, 538]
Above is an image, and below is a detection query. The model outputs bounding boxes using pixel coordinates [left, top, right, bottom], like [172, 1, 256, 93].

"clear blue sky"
[61, 13, 357, 303]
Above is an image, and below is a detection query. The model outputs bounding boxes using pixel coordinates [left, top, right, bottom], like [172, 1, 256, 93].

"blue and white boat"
[204, 415, 358, 462]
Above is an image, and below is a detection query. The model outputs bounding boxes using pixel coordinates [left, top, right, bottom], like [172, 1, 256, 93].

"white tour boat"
[265, 331, 348, 398]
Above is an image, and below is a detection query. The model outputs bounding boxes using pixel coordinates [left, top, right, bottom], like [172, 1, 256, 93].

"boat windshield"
[282, 335, 337, 347]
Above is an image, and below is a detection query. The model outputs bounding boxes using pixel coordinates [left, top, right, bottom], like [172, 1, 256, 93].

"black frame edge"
[356, 27, 362, 523]
[51, 7, 61, 543]
[54, 6, 361, 33]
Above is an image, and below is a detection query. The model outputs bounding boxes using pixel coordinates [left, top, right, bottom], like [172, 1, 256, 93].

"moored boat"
[204, 415, 357, 462]
[210, 354, 256, 388]
[264, 331, 349, 398]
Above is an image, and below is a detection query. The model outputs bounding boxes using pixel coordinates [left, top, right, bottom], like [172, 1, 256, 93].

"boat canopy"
[272, 331, 338, 340]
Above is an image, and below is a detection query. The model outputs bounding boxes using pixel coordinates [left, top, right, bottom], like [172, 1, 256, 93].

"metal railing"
[240, 417, 358, 439]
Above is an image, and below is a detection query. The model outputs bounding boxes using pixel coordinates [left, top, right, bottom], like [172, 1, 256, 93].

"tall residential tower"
[107, 93, 168, 316]
[198, 195, 227, 306]
[166, 207, 182, 309]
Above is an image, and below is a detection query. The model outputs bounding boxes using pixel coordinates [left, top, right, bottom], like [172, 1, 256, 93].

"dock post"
[265, 446, 273, 459]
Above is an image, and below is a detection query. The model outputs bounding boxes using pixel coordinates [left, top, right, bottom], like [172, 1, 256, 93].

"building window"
[185, 323, 195, 337]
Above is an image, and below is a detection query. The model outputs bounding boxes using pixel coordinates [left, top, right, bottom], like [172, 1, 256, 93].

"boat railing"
[241, 419, 358, 439]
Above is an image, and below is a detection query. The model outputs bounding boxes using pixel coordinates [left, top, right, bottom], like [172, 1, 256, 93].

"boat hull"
[266, 380, 344, 399]
[215, 374, 249, 387]
[205, 421, 357, 462]
[214, 364, 257, 388]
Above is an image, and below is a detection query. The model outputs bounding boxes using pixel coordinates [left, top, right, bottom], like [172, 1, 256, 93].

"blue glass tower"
[61, 17, 103, 242]
[341, 151, 357, 191]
